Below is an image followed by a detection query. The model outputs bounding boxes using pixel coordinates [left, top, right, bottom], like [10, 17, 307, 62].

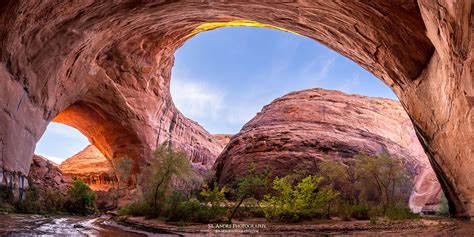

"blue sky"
[170, 26, 397, 134]
[36, 26, 397, 163]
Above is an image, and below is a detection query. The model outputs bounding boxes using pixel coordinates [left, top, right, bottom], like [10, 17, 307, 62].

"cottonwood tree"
[140, 144, 199, 210]
[354, 151, 412, 212]
[228, 173, 270, 222]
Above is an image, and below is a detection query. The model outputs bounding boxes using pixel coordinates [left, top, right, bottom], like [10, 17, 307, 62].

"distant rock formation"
[213, 88, 441, 212]
[59, 145, 115, 192]
[212, 134, 233, 149]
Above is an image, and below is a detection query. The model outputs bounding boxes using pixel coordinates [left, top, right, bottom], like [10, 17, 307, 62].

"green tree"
[262, 175, 339, 222]
[228, 173, 270, 222]
[354, 151, 412, 211]
[140, 143, 199, 211]
[200, 181, 227, 206]
[65, 180, 97, 215]
[319, 160, 353, 202]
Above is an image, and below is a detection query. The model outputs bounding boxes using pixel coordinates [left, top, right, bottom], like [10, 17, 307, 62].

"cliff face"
[28, 155, 71, 194]
[0, 1, 470, 216]
[213, 88, 441, 212]
[212, 134, 233, 149]
[59, 145, 114, 191]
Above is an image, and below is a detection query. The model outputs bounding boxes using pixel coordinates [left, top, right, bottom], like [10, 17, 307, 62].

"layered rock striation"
[214, 88, 441, 212]
[59, 145, 115, 191]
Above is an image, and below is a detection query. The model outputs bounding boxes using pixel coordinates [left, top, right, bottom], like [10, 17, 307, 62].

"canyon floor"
[2, 213, 474, 236]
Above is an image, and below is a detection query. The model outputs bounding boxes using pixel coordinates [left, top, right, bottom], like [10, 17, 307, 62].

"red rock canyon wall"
[0, 1, 471, 216]
[213, 88, 442, 212]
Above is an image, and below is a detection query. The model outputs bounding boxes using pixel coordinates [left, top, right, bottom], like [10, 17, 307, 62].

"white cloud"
[36, 153, 65, 165]
[170, 76, 225, 119]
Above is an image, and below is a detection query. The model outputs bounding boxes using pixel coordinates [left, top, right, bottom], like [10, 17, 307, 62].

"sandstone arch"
[0, 1, 471, 216]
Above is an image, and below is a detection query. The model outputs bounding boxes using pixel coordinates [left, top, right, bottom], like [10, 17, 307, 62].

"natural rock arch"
[0, 1, 471, 216]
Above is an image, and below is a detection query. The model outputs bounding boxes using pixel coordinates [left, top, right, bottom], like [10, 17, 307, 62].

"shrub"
[0, 185, 15, 213]
[385, 206, 418, 221]
[262, 175, 339, 222]
[65, 180, 97, 215]
[200, 182, 226, 206]
[168, 198, 226, 223]
[437, 193, 449, 216]
[231, 199, 266, 219]
[118, 201, 153, 217]
[42, 188, 66, 213]
[16, 186, 42, 214]
[340, 203, 373, 220]
[0, 185, 14, 203]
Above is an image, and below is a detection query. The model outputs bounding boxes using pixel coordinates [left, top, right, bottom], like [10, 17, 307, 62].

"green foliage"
[65, 180, 97, 215]
[16, 186, 42, 214]
[354, 151, 412, 210]
[0, 185, 15, 213]
[235, 173, 270, 200]
[0, 185, 14, 203]
[437, 193, 449, 216]
[262, 175, 339, 222]
[228, 172, 270, 221]
[231, 199, 266, 219]
[118, 201, 153, 217]
[200, 182, 226, 206]
[339, 203, 373, 220]
[319, 151, 414, 219]
[42, 188, 66, 213]
[140, 144, 200, 211]
[385, 206, 419, 220]
[168, 198, 226, 223]
[119, 144, 226, 223]
[319, 161, 354, 202]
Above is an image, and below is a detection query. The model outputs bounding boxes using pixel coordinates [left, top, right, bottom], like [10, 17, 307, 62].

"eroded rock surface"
[212, 134, 233, 149]
[214, 88, 442, 212]
[59, 145, 115, 192]
[28, 155, 71, 194]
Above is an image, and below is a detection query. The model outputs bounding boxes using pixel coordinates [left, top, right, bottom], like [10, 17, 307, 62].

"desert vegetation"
[0, 179, 97, 215]
[0, 146, 420, 224]
[117, 145, 420, 224]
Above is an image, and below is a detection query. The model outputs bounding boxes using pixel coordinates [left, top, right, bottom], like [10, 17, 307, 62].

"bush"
[262, 175, 339, 222]
[0, 185, 14, 203]
[118, 201, 153, 217]
[385, 206, 418, 221]
[43, 188, 66, 213]
[231, 199, 266, 219]
[0, 185, 15, 213]
[340, 204, 373, 220]
[16, 186, 42, 214]
[437, 193, 449, 216]
[168, 198, 226, 223]
[200, 182, 226, 206]
[65, 180, 97, 215]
